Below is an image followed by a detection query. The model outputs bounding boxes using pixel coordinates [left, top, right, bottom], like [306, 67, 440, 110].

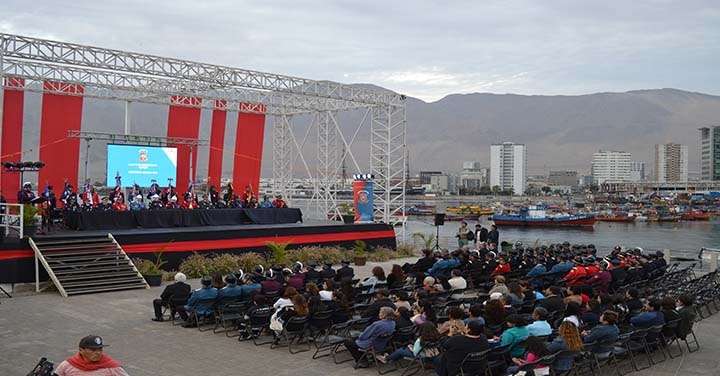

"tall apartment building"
[490, 142, 527, 195]
[629, 161, 645, 182]
[700, 126, 720, 181]
[655, 143, 688, 182]
[591, 150, 632, 184]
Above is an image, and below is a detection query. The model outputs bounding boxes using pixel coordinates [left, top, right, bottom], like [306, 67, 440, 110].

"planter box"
[353, 256, 367, 266]
[342, 215, 355, 224]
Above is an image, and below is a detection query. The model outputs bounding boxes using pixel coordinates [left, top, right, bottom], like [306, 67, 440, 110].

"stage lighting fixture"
[34, 162, 45, 168]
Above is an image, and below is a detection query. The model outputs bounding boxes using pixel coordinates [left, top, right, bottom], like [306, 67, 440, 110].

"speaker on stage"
[434, 213, 445, 226]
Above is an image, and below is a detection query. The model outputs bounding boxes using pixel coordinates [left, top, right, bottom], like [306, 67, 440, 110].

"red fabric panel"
[167, 97, 202, 195]
[207, 100, 227, 189]
[38, 82, 84, 201]
[1, 78, 25, 202]
[233, 104, 266, 192]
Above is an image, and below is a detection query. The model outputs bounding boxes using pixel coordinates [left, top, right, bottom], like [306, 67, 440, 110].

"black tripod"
[433, 213, 445, 250]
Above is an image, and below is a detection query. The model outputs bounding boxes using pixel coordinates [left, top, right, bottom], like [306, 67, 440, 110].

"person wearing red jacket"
[272, 194, 288, 208]
[491, 257, 511, 275]
[181, 193, 198, 209]
[54, 335, 129, 376]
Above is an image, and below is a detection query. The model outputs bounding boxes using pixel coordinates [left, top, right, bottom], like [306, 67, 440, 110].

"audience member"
[549, 321, 583, 372]
[379, 321, 440, 364]
[434, 321, 489, 376]
[581, 310, 619, 354]
[343, 306, 396, 367]
[151, 272, 191, 322]
[497, 314, 529, 358]
[526, 307, 552, 336]
[438, 306, 466, 336]
[54, 335, 129, 376]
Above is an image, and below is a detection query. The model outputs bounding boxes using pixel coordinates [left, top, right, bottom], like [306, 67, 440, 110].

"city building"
[460, 161, 489, 190]
[591, 150, 632, 184]
[490, 142, 527, 195]
[654, 143, 688, 182]
[429, 174, 458, 194]
[548, 170, 578, 187]
[419, 171, 443, 185]
[629, 161, 646, 182]
[700, 126, 720, 181]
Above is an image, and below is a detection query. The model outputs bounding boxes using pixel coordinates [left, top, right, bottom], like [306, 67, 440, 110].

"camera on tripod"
[27, 357, 56, 376]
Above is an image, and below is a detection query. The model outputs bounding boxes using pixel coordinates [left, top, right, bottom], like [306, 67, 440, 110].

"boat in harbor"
[446, 205, 495, 216]
[491, 205, 595, 227]
[596, 212, 637, 222]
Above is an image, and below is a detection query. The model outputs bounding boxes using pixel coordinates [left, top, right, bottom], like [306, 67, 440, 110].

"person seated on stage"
[320, 260, 336, 281]
[95, 196, 114, 211]
[80, 197, 95, 212]
[230, 194, 244, 208]
[148, 194, 164, 210]
[181, 193, 197, 209]
[215, 198, 228, 209]
[178, 275, 218, 326]
[112, 196, 128, 211]
[18, 182, 37, 204]
[129, 195, 147, 211]
[84, 187, 100, 206]
[165, 196, 181, 209]
[335, 259, 355, 282]
[198, 195, 213, 209]
[241, 184, 257, 208]
[63, 196, 81, 214]
[217, 274, 243, 307]
[152, 272, 191, 322]
[272, 194, 288, 208]
[260, 195, 274, 208]
[162, 185, 178, 205]
[223, 182, 235, 203]
[240, 273, 263, 299]
[208, 185, 219, 206]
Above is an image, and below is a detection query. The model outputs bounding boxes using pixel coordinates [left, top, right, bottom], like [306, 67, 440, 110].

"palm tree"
[412, 232, 436, 250]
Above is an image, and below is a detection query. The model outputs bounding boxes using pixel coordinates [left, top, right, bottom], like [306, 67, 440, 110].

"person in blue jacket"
[240, 274, 262, 300]
[260, 195, 274, 208]
[179, 275, 218, 325]
[425, 251, 461, 279]
[217, 274, 243, 308]
[629, 299, 665, 328]
[545, 256, 573, 275]
[525, 257, 548, 281]
[343, 306, 396, 367]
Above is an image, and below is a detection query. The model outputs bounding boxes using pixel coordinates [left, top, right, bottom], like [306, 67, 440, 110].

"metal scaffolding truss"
[0, 33, 406, 226]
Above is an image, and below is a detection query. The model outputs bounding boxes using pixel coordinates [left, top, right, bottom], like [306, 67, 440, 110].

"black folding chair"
[187, 298, 218, 332]
[213, 301, 247, 336]
[458, 349, 491, 376]
[271, 315, 311, 354]
[400, 340, 440, 376]
[238, 307, 273, 345]
[354, 330, 396, 374]
[660, 318, 683, 359]
[643, 324, 667, 365]
[314, 319, 354, 360]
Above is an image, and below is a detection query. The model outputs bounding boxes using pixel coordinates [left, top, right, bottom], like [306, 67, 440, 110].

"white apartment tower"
[490, 142, 527, 195]
[655, 143, 688, 182]
[591, 150, 632, 184]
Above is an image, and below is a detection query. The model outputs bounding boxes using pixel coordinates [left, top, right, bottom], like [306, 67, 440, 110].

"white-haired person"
[152, 272, 191, 322]
[129, 195, 146, 211]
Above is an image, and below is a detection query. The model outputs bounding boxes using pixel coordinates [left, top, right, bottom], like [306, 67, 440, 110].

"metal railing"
[0, 203, 24, 238]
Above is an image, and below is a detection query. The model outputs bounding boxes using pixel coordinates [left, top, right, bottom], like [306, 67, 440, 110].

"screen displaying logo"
[358, 190, 370, 204]
[138, 149, 148, 162]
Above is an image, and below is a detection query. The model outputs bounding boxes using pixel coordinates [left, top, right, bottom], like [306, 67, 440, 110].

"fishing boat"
[405, 205, 436, 216]
[446, 205, 495, 216]
[491, 205, 595, 227]
[595, 211, 636, 222]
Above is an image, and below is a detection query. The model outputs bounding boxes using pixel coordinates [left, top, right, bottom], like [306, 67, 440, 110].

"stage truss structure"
[0, 33, 406, 227]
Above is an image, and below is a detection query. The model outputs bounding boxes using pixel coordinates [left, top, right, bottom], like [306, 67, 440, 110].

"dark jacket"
[362, 298, 396, 319]
[677, 306, 696, 339]
[439, 335, 489, 376]
[335, 266, 355, 282]
[160, 282, 191, 302]
[487, 230, 499, 245]
[583, 324, 619, 353]
[477, 228, 488, 243]
[539, 295, 566, 313]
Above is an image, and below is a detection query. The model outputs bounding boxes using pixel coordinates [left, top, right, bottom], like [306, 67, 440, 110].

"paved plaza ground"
[1, 258, 719, 375]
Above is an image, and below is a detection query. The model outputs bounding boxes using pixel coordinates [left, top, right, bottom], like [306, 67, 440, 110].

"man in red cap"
[54, 335, 129, 375]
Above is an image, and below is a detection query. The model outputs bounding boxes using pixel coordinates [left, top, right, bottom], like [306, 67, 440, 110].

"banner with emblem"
[353, 180, 374, 223]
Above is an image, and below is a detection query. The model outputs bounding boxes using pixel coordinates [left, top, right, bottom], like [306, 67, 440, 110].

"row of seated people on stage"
[61, 193, 289, 212]
[152, 244, 694, 374]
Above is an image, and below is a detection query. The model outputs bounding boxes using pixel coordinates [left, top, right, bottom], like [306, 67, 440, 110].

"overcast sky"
[3, 0, 719, 102]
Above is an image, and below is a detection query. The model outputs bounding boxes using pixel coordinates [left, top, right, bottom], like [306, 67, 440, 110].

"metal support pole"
[124, 101, 131, 135]
[0, 49, 5, 191]
[83, 137, 91, 183]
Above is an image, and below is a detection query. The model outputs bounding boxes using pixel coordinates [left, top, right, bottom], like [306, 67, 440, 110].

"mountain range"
[14, 87, 720, 183]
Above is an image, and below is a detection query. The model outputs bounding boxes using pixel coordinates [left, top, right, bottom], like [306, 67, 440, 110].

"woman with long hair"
[379, 321, 441, 363]
[274, 287, 298, 310]
[549, 321, 583, 372]
[484, 298, 507, 328]
[362, 266, 387, 293]
[507, 282, 524, 306]
[563, 301, 583, 328]
[508, 335, 551, 374]
[387, 264, 406, 288]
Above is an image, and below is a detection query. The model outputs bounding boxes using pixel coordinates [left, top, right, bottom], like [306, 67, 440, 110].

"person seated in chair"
[95, 196, 114, 211]
[343, 306, 397, 367]
[177, 275, 218, 326]
[112, 196, 128, 211]
[80, 197, 95, 212]
[629, 298, 665, 328]
[273, 194, 288, 208]
[320, 260, 336, 281]
[433, 320, 489, 376]
[335, 259, 355, 282]
[260, 195, 274, 208]
[260, 270, 283, 295]
[581, 310, 619, 354]
[129, 195, 146, 211]
[240, 274, 262, 300]
[362, 289, 397, 319]
[148, 194, 163, 210]
[230, 194, 244, 208]
[218, 274, 243, 307]
[152, 272, 191, 322]
[165, 196, 181, 209]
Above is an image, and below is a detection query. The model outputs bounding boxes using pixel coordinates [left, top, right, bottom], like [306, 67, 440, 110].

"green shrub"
[266, 241, 290, 265]
[234, 253, 268, 272]
[208, 253, 242, 276]
[179, 253, 211, 278]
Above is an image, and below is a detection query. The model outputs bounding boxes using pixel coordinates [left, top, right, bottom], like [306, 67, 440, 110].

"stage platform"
[0, 220, 397, 284]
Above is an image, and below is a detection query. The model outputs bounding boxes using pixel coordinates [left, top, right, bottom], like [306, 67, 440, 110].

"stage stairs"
[28, 234, 150, 297]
